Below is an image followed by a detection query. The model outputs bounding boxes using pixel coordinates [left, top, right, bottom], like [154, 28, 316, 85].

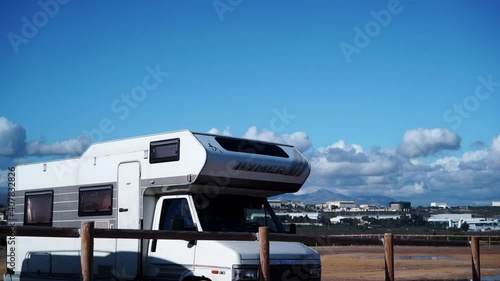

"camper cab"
[7, 130, 320, 281]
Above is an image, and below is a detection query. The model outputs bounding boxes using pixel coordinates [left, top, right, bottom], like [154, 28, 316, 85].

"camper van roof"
[80, 130, 293, 157]
[16, 130, 310, 196]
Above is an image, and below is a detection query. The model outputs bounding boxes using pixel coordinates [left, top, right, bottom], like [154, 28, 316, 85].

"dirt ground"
[315, 245, 500, 281]
[1, 245, 499, 280]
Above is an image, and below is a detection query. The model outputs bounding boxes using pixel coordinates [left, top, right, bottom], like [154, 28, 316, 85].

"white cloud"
[0, 117, 26, 156]
[317, 140, 364, 154]
[432, 157, 460, 172]
[492, 135, 500, 152]
[389, 182, 427, 197]
[310, 139, 399, 178]
[243, 126, 312, 153]
[488, 134, 500, 169]
[398, 128, 461, 158]
[208, 126, 232, 136]
[0, 117, 91, 158]
[311, 156, 399, 177]
[365, 176, 388, 184]
[26, 136, 91, 156]
[462, 150, 489, 162]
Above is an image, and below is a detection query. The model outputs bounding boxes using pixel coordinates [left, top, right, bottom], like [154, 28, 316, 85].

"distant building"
[430, 214, 472, 220]
[316, 201, 354, 211]
[389, 201, 411, 211]
[359, 204, 377, 210]
[330, 200, 356, 209]
[427, 214, 472, 228]
[318, 201, 334, 211]
[315, 203, 326, 210]
[290, 201, 305, 209]
[458, 218, 500, 232]
[268, 199, 285, 209]
[493, 201, 500, 207]
[330, 214, 401, 224]
[431, 202, 449, 209]
[273, 212, 320, 220]
[330, 216, 352, 224]
[268, 200, 305, 210]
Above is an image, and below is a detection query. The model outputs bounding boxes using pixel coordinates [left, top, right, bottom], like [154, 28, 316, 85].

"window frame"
[149, 138, 180, 164]
[24, 190, 54, 226]
[78, 185, 113, 217]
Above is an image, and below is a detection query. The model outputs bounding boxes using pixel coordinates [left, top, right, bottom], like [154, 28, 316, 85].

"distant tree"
[340, 218, 358, 226]
[320, 217, 331, 226]
[410, 213, 427, 227]
[460, 222, 469, 232]
[400, 215, 411, 227]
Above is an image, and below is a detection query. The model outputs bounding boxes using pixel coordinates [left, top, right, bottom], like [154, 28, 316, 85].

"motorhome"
[6, 130, 320, 281]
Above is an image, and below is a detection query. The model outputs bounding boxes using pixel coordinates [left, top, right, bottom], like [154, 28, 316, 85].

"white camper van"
[6, 130, 320, 281]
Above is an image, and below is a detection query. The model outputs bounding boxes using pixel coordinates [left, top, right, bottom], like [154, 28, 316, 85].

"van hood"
[218, 241, 319, 261]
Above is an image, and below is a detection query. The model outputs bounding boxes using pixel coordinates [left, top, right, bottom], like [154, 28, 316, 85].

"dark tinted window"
[150, 139, 180, 163]
[24, 191, 53, 226]
[195, 195, 284, 233]
[79, 186, 113, 216]
[215, 137, 288, 158]
[159, 198, 196, 231]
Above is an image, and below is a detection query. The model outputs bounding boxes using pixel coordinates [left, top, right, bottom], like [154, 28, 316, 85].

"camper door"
[116, 162, 141, 279]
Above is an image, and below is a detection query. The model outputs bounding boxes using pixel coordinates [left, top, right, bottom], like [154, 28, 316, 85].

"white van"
[6, 130, 321, 281]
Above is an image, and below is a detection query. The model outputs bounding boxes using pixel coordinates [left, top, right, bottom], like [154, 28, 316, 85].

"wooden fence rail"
[0, 224, 486, 281]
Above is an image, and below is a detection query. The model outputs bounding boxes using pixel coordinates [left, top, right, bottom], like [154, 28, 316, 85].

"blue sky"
[1, 0, 499, 206]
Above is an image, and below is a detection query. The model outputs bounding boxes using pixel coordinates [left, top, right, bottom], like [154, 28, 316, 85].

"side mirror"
[289, 223, 297, 234]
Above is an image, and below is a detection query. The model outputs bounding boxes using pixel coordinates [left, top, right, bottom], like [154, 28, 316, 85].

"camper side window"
[24, 191, 53, 226]
[79, 186, 113, 216]
[150, 138, 180, 163]
[159, 198, 196, 231]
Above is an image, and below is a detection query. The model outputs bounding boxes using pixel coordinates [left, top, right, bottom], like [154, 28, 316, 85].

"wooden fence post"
[259, 227, 270, 281]
[81, 221, 95, 281]
[471, 236, 480, 281]
[384, 233, 394, 281]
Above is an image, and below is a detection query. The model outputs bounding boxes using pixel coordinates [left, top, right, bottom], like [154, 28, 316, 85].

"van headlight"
[232, 265, 258, 281]
[309, 266, 321, 279]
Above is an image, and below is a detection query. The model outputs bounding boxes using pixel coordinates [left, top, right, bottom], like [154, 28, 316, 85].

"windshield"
[195, 195, 285, 233]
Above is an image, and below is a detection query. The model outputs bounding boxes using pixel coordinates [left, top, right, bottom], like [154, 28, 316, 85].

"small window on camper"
[79, 186, 113, 216]
[24, 191, 53, 226]
[150, 138, 180, 163]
